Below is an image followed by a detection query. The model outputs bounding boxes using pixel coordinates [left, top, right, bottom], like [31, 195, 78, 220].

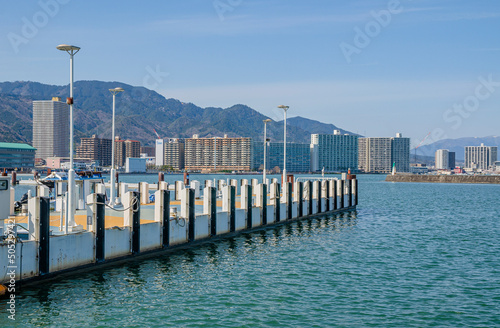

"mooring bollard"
[155, 189, 170, 247]
[251, 179, 258, 195]
[230, 179, 238, 196]
[256, 183, 267, 225]
[204, 186, 217, 236]
[270, 182, 280, 223]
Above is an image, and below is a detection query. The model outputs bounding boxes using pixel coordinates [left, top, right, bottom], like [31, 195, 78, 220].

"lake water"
[2, 174, 499, 327]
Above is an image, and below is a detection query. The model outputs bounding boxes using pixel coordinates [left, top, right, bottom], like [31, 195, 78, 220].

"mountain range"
[0, 80, 356, 147]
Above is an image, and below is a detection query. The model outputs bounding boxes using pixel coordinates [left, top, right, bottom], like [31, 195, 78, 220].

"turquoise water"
[2, 174, 500, 327]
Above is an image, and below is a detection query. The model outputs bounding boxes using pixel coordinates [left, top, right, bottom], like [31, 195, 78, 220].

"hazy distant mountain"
[285, 116, 360, 136]
[417, 136, 500, 160]
[0, 80, 357, 146]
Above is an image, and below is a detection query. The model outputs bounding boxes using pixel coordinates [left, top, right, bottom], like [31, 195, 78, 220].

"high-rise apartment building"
[435, 149, 449, 170]
[32, 98, 69, 159]
[448, 152, 456, 169]
[465, 144, 498, 170]
[310, 131, 358, 172]
[185, 135, 252, 171]
[114, 138, 140, 167]
[76, 135, 112, 166]
[155, 138, 185, 170]
[358, 133, 410, 173]
[252, 141, 310, 172]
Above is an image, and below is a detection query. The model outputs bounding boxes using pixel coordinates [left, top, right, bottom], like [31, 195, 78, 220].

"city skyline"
[1, 1, 499, 145]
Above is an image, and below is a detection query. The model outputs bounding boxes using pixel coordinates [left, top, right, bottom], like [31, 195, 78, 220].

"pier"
[0, 176, 357, 286]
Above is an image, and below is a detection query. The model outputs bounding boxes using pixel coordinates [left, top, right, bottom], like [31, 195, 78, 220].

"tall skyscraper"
[76, 135, 112, 166]
[310, 131, 358, 172]
[32, 98, 69, 159]
[358, 133, 410, 173]
[465, 144, 498, 170]
[435, 149, 449, 170]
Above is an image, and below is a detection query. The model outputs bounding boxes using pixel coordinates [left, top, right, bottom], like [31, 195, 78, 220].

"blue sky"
[1, 0, 500, 146]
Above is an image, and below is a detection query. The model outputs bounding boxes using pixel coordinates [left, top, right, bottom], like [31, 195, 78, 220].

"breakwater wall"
[0, 177, 357, 286]
[386, 174, 500, 184]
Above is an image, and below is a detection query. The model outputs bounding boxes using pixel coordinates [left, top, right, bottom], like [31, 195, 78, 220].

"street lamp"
[56, 44, 80, 230]
[263, 119, 272, 183]
[109, 87, 124, 207]
[278, 105, 289, 183]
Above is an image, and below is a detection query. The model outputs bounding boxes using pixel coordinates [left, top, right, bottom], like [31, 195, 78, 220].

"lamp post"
[278, 105, 289, 183]
[263, 119, 272, 183]
[109, 87, 124, 207]
[56, 44, 80, 229]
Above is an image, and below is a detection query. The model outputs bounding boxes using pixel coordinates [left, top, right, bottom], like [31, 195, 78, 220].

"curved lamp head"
[278, 105, 289, 112]
[109, 87, 125, 95]
[56, 44, 80, 55]
[263, 119, 272, 123]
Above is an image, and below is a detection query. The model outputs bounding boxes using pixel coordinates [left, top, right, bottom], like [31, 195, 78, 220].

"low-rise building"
[0, 142, 36, 171]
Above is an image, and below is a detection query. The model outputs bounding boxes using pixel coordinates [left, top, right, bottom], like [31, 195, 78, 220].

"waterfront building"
[76, 135, 112, 167]
[114, 138, 141, 168]
[32, 97, 69, 160]
[0, 142, 36, 171]
[465, 144, 498, 170]
[140, 146, 155, 157]
[155, 138, 185, 170]
[448, 152, 456, 169]
[358, 133, 410, 173]
[435, 149, 449, 170]
[252, 141, 310, 172]
[310, 130, 358, 172]
[185, 135, 252, 171]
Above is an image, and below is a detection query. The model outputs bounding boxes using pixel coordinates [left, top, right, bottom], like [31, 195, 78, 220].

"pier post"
[124, 191, 141, 255]
[181, 188, 196, 242]
[322, 180, 329, 212]
[313, 181, 320, 214]
[39, 197, 50, 275]
[330, 180, 337, 210]
[303, 181, 310, 216]
[347, 179, 352, 207]
[285, 182, 292, 220]
[256, 183, 267, 225]
[294, 181, 303, 218]
[224, 185, 236, 232]
[159, 181, 169, 191]
[338, 180, 344, 209]
[204, 187, 217, 237]
[175, 181, 184, 201]
[27, 194, 39, 241]
[230, 179, 238, 196]
[140, 182, 149, 204]
[155, 189, 170, 247]
[354, 178, 358, 206]
[95, 193, 105, 262]
[241, 184, 252, 229]
[271, 183, 280, 223]
[251, 179, 258, 195]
